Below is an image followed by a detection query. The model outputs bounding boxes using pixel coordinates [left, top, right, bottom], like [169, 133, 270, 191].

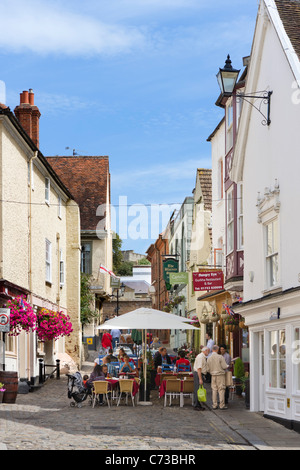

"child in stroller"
[67, 371, 92, 408]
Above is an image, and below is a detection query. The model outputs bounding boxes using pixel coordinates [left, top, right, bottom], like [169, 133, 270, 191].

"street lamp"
[114, 282, 125, 316]
[217, 54, 273, 126]
[216, 54, 240, 97]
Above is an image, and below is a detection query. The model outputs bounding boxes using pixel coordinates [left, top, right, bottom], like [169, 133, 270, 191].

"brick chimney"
[14, 89, 41, 148]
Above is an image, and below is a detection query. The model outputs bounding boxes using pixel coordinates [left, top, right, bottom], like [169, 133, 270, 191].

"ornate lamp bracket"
[236, 90, 273, 126]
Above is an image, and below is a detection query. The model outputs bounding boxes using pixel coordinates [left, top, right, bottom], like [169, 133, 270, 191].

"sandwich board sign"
[0, 308, 10, 333]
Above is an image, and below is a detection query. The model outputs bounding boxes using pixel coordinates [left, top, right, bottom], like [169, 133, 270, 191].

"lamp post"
[114, 282, 125, 316]
[217, 55, 273, 126]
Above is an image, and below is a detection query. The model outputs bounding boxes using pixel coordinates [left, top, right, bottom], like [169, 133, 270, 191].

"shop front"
[236, 288, 300, 432]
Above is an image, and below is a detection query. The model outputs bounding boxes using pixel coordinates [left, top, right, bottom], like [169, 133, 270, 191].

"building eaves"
[0, 107, 75, 201]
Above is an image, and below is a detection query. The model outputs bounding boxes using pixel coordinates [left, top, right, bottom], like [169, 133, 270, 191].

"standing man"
[207, 345, 229, 410]
[220, 344, 232, 404]
[206, 332, 215, 356]
[101, 331, 112, 354]
[193, 346, 209, 411]
[111, 329, 121, 349]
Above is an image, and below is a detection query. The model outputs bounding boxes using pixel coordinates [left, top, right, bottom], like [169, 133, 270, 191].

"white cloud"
[111, 157, 211, 203]
[0, 0, 145, 56]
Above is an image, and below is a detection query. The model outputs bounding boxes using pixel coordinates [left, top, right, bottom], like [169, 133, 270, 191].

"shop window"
[294, 327, 300, 393]
[269, 329, 286, 389]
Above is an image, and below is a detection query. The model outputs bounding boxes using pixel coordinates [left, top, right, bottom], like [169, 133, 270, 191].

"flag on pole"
[222, 303, 235, 316]
[99, 264, 117, 277]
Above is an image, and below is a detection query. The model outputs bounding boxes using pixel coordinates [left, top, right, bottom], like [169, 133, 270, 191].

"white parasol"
[96, 308, 199, 405]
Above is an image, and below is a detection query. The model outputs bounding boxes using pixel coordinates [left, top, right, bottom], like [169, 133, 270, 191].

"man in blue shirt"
[111, 329, 121, 348]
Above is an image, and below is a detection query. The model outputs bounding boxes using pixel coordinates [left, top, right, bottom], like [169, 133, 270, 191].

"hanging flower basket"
[209, 312, 220, 322]
[200, 314, 209, 324]
[224, 316, 239, 332]
[36, 308, 73, 342]
[6, 296, 37, 337]
[220, 310, 230, 320]
[189, 315, 200, 328]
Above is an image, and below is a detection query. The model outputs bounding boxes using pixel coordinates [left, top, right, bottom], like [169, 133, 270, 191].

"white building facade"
[231, 0, 300, 431]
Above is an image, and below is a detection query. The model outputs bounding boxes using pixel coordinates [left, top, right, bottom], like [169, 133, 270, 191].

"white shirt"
[193, 352, 207, 375]
[207, 338, 215, 356]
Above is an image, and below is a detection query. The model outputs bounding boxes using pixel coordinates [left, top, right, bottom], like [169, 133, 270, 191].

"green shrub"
[234, 357, 245, 378]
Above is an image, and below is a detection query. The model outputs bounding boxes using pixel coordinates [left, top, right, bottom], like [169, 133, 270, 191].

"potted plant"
[0, 382, 6, 403]
[239, 316, 246, 329]
[233, 357, 245, 396]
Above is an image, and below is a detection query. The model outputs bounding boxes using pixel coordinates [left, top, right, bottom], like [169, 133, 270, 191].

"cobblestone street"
[0, 357, 300, 452]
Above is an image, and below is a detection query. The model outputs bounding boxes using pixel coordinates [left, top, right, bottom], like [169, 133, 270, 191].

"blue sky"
[0, 0, 258, 254]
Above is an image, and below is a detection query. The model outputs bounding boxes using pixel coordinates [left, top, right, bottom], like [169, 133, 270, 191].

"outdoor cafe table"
[159, 374, 194, 398]
[105, 375, 140, 397]
[155, 371, 193, 387]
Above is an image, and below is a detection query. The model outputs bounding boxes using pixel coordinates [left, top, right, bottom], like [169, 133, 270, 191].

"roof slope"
[198, 168, 212, 212]
[275, 0, 300, 59]
[46, 156, 110, 231]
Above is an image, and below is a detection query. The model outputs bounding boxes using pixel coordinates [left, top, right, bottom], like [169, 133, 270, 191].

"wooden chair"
[180, 379, 194, 407]
[164, 379, 181, 407]
[117, 379, 135, 407]
[161, 373, 175, 381]
[92, 381, 111, 408]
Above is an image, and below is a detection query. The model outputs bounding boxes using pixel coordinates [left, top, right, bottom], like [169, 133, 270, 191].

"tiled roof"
[46, 156, 110, 231]
[198, 168, 212, 212]
[275, 0, 300, 59]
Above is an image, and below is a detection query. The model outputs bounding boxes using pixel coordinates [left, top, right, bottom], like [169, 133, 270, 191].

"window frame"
[45, 177, 50, 205]
[226, 187, 234, 255]
[45, 238, 52, 283]
[265, 218, 279, 289]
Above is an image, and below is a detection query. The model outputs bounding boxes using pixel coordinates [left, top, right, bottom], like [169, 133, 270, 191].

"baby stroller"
[67, 372, 92, 408]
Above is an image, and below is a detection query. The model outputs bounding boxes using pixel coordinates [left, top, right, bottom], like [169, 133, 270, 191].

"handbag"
[225, 370, 233, 387]
[197, 385, 207, 403]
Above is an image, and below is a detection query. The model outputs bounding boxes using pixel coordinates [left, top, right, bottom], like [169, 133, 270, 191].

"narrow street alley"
[0, 353, 299, 452]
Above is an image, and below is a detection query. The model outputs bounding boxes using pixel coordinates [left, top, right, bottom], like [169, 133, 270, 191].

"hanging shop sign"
[110, 276, 121, 288]
[169, 272, 189, 285]
[163, 258, 179, 290]
[193, 271, 224, 292]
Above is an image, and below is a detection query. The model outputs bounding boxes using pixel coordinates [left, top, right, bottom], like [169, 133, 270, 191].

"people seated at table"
[118, 347, 126, 362]
[119, 354, 136, 375]
[86, 364, 105, 390]
[175, 350, 192, 371]
[154, 347, 172, 370]
[106, 348, 118, 362]
[102, 356, 118, 377]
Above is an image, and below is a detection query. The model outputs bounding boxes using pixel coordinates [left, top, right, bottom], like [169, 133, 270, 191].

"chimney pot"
[21, 90, 29, 104]
[29, 89, 34, 105]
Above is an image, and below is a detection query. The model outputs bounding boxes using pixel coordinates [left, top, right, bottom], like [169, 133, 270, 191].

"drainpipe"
[56, 233, 60, 309]
[28, 150, 38, 381]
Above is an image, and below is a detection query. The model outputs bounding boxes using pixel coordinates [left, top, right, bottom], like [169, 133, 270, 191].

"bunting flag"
[222, 303, 235, 316]
[235, 295, 243, 303]
[99, 264, 117, 277]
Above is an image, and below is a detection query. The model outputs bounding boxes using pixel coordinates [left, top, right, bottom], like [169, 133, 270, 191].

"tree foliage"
[80, 273, 98, 326]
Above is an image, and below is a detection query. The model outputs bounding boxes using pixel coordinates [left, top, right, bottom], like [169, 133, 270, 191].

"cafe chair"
[117, 379, 135, 407]
[164, 379, 181, 407]
[180, 379, 194, 407]
[161, 364, 174, 373]
[92, 381, 111, 408]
